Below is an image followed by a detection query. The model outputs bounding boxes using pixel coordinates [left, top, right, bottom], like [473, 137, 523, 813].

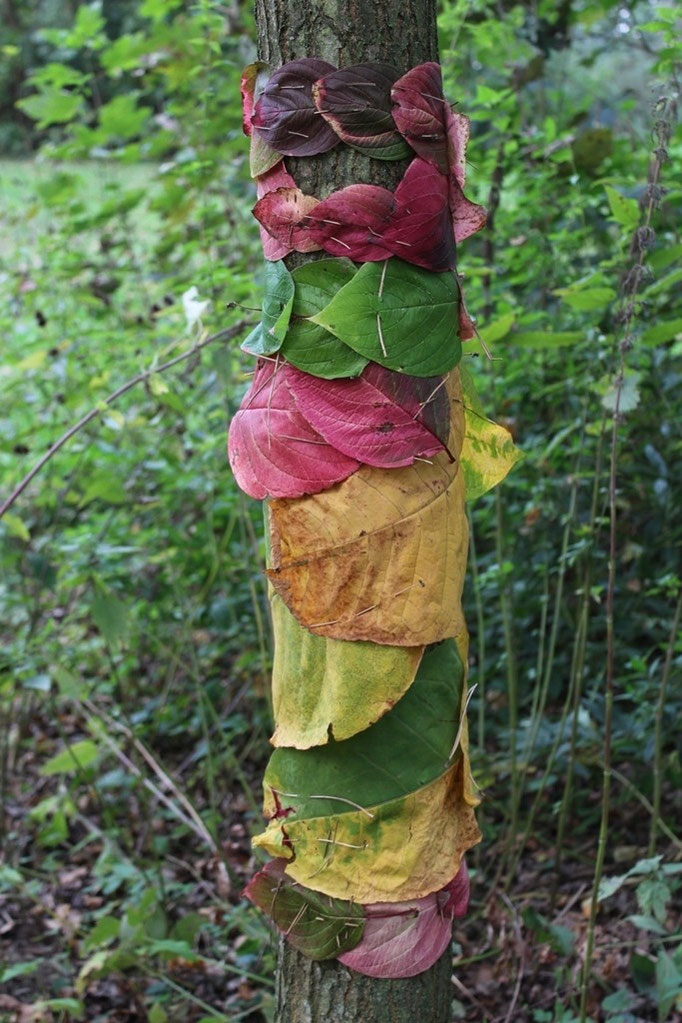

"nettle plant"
[227, 58, 520, 976]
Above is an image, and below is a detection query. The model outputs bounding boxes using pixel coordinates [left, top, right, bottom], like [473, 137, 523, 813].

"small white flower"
[182, 286, 210, 331]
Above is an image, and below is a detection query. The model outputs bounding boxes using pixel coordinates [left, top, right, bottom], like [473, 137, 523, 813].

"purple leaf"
[338, 861, 470, 979]
[285, 362, 449, 467]
[383, 158, 456, 271]
[313, 63, 411, 160]
[391, 62, 450, 174]
[253, 58, 339, 157]
[227, 359, 359, 499]
[305, 184, 395, 261]
[254, 186, 321, 255]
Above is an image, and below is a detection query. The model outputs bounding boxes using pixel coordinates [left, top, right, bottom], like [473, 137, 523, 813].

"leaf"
[391, 62, 450, 174]
[17, 87, 83, 128]
[269, 591, 423, 748]
[91, 592, 128, 646]
[656, 950, 682, 1022]
[313, 63, 410, 160]
[285, 361, 449, 467]
[282, 258, 368, 379]
[480, 312, 515, 345]
[2, 513, 30, 541]
[253, 643, 480, 902]
[599, 369, 641, 414]
[267, 378, 468, 645]
[227, 360, 359, 500]
[382, 159, 456, 271]
[242, 261, 295, 356]
[641, 317, 682, 346]
[445, 107, 470, 189]
[557, 286, 616, 311]
[255, 162, 299, 259]
[253, 58, 339, 157]
[459, 365, 522, 500]
[243, 859, 365, 959]
[311, 260, 461, 377]
[253, 186, 321, 255]
[605, 185, 639, 231]
[306, 184, 395, 261]
[41, 739, 99, 776]
[449, 178, 487, 243]
[338, 862, 469, 978]
[240, 61, 270, 136]
[511, 330, 583, 349]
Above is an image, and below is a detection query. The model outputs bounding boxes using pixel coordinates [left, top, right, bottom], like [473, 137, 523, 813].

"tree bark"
[253, 2, 452, 1020]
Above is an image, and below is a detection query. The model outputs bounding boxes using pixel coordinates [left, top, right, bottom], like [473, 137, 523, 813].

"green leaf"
[17, 88, 83, 129]
[80, 473, 127, 506]
[605, 185, 639, 231]
[598, 873, 627, 901]
[269, 591, 423, 748]
[311, 260, 461, 376]
[41, 739, 99, 776]
[91, 592, 129, 647]
[83, 915, 121, 951]
[511, 331, 583, 349]
[242, 261, 295, 356]
[557, 287, 617, 312]
[281, 259, 368, 379]
[627, 914, 667, 935]
[480, 313, 515, 345]
[656, 950, 682, 1021]
[244, 859, 364, 959]
[250, 133, 282, 177]
[641, 318, 682, 346]
[98, 94, 149, 141]
[2, 512, 30, 541]
[264, 641, 463, 820]
[600, 370, 641, 414]
[0, 960, 40, 983]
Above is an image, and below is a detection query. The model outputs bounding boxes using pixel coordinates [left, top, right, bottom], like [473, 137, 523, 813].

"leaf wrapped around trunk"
[266, 375, 467, 646]
[282, 258, 368, 379]
[241, 261, 295, 356]
[270, 592, 424, 748]
[253, 642, 481, 902]
[252, 58, 339, 157]
[310, 259, 461, 376]
[285, 361, 449, 468]
[338, 861, 470, 977]
[313, 63, 411, 160]
[243, 859, 365, 959]
[227, 360, 359, 499]
[459, 365, 523, 500]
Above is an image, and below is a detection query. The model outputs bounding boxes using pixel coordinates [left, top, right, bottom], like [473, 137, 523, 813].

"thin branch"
[0, 320, 251, 520]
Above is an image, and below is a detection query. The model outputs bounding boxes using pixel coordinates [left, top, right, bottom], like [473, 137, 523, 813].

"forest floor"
[1, 695, 680, 1023]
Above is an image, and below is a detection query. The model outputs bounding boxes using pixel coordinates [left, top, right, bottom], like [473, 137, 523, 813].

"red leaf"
[227, 360, 359, 499]
[445, 106, 470, 189]
[306, 184, 395, 261]
[255, 163, 298, 260]
[338, 861, 470, 979]
[254, 187, 321, 255]
[391, 62, 450, 174]
[313, 63, 409, 159]
[241, 61, 271, 137]
[459, 302, 477, 341]
[383, 158, 456, 271]
[449, 178, 487, 242]
[285, 362, 450, 468]
[253, 58, 339, 157]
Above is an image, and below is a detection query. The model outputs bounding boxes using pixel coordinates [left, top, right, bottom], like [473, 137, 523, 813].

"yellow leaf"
[270, 592, 423, 748]
[266, 373, 468, 646]
[459, 365, 522, 500]
[253, 759, 481, 903]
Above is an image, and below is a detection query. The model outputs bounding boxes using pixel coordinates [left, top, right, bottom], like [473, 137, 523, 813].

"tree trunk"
[254, 3, 451, 1020]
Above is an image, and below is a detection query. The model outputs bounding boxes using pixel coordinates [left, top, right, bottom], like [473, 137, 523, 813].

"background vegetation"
[0, 1, 680, 1020]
